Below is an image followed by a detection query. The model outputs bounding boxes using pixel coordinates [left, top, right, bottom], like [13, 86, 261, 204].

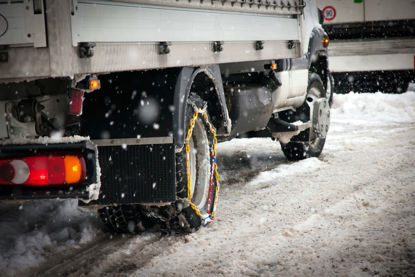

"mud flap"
[91, 143, 176, 205]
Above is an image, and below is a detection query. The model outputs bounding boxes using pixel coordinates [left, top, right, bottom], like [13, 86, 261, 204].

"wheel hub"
[311, 97, 330, 139]
[188, 117, 211, 210]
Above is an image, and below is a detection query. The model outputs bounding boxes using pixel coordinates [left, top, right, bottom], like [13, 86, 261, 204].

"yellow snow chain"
[185, 102, 220, 224]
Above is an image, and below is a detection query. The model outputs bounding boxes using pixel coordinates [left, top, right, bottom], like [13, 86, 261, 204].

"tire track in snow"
[26, 234, 157, 277]
[131, 122, 415, 276]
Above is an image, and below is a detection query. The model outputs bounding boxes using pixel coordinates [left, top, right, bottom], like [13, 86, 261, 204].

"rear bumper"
[0, 139, 177, 205]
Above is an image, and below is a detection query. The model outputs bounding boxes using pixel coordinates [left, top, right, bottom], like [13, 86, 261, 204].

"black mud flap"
[90, 143, 176, 206]
[0, 141, 98, 201]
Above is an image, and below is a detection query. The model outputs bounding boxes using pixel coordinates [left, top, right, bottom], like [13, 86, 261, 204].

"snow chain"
[185, 101, 220, 225]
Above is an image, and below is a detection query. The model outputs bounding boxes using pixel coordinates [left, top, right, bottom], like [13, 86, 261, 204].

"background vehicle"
[0, 0, 331, 233]
[317, 0, 415, 93]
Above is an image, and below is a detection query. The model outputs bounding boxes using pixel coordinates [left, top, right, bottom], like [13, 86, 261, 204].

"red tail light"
[0, 155, 86, 186]
[69, 88, 85, 116]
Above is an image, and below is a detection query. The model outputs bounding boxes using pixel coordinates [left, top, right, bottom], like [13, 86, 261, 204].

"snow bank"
[331, 91, 415, 125]
[0, 200, 100, 275]
[250, 157, 325, 186]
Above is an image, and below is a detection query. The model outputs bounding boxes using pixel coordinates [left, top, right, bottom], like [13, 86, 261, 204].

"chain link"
[185, 101, 220, 221]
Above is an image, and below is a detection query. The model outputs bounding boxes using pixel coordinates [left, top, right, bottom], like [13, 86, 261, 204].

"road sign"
[322, 6, 336, 21]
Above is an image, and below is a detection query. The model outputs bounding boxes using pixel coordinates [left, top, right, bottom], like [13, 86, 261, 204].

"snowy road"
[1, 92, 415, 276]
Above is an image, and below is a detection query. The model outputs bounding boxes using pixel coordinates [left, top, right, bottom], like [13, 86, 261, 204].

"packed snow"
[0, 200, 100, 275]
[0, 91, 414, 276]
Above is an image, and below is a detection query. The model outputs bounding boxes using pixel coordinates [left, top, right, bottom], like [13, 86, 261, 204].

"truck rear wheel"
[98, 205, 150, 234]
[98, 94, 218, 234]
[280, 73, 330, 160]
[174, 94, 219, 231]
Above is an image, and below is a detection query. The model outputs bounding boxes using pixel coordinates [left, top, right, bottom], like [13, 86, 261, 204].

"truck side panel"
[0, 0, 302, 83]
[71, 0, 299, 44]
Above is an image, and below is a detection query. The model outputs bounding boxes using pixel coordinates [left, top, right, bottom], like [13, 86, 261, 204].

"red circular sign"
[322, 6, 336, 21]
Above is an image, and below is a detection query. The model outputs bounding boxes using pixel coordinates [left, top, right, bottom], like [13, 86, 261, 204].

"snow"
[0, 135, 90, 145]
[1, 91, 415, 276]
[0, 200, 100, 275]
[331, 92, 415, 125]
[250, 158, 326, 186]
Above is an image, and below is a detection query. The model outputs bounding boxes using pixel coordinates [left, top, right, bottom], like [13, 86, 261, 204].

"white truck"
[317, 0, 415, 93]
[0, 0, 332, 233]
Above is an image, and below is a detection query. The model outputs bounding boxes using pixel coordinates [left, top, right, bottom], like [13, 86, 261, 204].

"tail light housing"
[0, 154, 86, 186]
[69, 88, 85, 115]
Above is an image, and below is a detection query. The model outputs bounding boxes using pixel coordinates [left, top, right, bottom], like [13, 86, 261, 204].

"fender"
[307, 27, 329, 67]
[173, 65, 231, 149]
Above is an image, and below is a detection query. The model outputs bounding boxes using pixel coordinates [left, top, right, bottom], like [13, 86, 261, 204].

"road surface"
[2, 92, 414, 277]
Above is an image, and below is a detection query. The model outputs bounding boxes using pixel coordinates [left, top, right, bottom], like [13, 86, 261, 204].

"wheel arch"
[307, 27, 330, 90]
[310, 53, 329, 90]
[173, 65, 231, 149]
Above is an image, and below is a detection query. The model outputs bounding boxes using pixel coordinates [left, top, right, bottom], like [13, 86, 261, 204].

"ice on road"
[1, 92, 415, 276]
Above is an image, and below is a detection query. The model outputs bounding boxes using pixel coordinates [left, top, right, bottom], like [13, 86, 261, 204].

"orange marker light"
[271, 63, 277, 70]
[88, 79, 101, 91]
[322, 37, 330, 48]
[64, 155, 85, 184]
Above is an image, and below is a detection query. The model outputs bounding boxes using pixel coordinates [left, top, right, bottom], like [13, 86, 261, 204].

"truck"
[0, 0, 332, 233]
[317, 0, 415, 93]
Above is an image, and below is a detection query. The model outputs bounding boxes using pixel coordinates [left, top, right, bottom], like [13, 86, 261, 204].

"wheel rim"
[188, 117, 211, 210]
[307, 86, 324, 148]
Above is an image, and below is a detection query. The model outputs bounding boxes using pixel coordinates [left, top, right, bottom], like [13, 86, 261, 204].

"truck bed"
[0, 0, 304, 83]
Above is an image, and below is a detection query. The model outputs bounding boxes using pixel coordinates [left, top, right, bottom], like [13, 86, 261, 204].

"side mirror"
[318, 8, 324, 24]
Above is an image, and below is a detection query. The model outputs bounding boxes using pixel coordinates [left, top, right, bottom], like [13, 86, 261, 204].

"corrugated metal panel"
[329, 53, 415, 72]
[110, 0, 304, 15]
[328, 38, 415, 56]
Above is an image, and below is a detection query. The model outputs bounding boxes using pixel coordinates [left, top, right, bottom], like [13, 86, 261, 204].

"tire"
[280, 73, 330, 161]
[98, 205, 152, 234]
[174, 93, 219, 230]
[98, 94, 218, 234]
[327, 73, 334, 106]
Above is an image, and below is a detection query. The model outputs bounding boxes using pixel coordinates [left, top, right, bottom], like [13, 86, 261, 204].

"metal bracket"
[271, 121, 311, 144]
[213, 41, 223, 52]
[255, 40, 264, 51]
[159, 41, 171, 55]
[0, 52, 8, 63]
[78, 42, 96, 58]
